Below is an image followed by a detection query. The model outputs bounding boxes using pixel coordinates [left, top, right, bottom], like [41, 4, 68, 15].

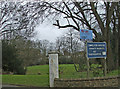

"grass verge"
[2, 75, 49, 87]
[2, 64, 119, 87]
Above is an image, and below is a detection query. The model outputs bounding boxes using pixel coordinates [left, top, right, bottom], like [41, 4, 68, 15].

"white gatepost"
[0, 40, 2, 89]
[48, 51, 59, 87]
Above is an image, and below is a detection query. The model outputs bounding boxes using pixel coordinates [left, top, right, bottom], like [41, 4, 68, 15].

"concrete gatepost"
[48, 51, 59, 87]
[0, 40, 2, 89]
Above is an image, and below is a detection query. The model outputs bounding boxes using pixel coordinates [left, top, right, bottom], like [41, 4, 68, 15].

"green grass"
[27, 65, 49, 75]
[27, 64, 92, 79]
[2, 75, 49, 87]
[106, 69, 119, 76]
[59, 64, 88, 78]
[2, 64, 119, 87]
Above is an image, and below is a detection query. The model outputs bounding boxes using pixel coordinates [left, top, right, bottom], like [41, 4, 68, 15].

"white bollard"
[49, 52, 59, 87]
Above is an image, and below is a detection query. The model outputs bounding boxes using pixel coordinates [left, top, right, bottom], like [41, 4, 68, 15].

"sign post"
[87, 58, 90, 78]
[85, 41, 90, 78]
[84, 41, 90, 78]
[104, 57, 107, 76]
[80, 29, 107, 77]
[86, 42, 107, 76]
[87, 42, 107, 58]
[80, 29, 93, 41]
[80, 29, 93, 78]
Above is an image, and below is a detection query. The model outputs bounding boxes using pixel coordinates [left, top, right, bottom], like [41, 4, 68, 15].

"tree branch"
[73, 2, 92, 30]
[53, 20, 78, 31]
[90, 2, 105, 36]
[63, 2, 80, 30]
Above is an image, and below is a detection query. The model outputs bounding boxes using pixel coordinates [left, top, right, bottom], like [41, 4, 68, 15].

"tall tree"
[0, 1, 47, 39]
[10, 36, 41, 66]
[43, 1, 119, 70]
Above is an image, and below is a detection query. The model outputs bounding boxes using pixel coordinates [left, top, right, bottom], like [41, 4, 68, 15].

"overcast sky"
[33, 20, 69, 43]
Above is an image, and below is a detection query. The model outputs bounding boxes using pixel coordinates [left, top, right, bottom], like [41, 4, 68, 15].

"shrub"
[90, 64, 103, 77]
[2, 40, 26, 75]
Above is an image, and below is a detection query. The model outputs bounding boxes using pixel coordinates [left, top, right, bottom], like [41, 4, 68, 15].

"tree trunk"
[105, 3, 115, 71]
[118, 12, 120, 68]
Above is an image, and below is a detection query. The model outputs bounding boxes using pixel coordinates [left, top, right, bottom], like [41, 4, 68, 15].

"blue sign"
[87, 42, 107, 58]
[80, 29, 93, 41]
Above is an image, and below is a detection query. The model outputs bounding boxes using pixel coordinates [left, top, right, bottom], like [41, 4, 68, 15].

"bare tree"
[43, 1, 119, 71]
[0, 1, 47, 39]
[1, 1, 119, 70]
[55, 29, 84, 71]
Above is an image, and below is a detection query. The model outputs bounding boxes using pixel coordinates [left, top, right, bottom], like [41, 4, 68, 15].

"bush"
[90, 64, 103, 77]
[58, 56, 73, 64]
[2, 40, 26, 74]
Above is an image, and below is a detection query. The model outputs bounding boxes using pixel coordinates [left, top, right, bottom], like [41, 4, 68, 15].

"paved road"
[2, 84, 19, 87]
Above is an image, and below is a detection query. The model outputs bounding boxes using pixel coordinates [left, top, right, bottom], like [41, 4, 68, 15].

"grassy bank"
[2, 64, 119, 87]
[2, 75, 49, 87]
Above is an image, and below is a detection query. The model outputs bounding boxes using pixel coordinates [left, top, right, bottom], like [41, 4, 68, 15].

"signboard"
[80, 29, 93, 41]
[87, 42, 107, 58]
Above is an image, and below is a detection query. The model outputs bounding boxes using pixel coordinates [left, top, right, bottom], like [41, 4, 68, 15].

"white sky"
[34, 21, 69, 43]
